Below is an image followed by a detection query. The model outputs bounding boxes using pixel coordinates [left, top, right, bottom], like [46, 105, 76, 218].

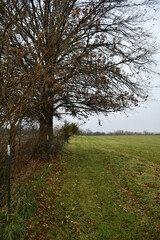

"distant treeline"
[79, 129, 160, 136]
[1, 127, 160, 137]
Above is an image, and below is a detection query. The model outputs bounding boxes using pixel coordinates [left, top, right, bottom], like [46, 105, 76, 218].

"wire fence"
[0, 129, 66, 209]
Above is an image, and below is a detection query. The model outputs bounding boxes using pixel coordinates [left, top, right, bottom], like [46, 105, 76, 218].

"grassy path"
[21, 136, 160, 239]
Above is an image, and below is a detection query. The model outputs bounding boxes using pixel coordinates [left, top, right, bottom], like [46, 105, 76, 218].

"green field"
[1, 135, 160, 239]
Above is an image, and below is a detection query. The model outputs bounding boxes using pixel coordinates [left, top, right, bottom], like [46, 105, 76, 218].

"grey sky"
[56, 6, 160, 133]
[82, 10, 160, 133]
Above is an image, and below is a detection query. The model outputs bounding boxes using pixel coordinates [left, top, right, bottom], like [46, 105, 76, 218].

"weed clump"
[0, 210, 25, 240]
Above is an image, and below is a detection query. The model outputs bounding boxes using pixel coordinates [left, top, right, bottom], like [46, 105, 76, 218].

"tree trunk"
[9, 122, 16, 158]
[39, 105, 53, 152]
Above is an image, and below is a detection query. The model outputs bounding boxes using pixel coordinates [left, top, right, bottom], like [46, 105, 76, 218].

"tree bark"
[39, 104, 53, 150]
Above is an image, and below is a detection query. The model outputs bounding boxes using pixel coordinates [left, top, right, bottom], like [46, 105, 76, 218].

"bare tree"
[0, 1, 45, 137]
[0, 0, 158, 146]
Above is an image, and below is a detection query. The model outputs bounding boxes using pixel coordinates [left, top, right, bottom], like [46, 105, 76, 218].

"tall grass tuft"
[0, 210, 25, 240]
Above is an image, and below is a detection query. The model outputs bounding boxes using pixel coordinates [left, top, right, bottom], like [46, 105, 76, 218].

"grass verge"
[0, 135, 160, 239]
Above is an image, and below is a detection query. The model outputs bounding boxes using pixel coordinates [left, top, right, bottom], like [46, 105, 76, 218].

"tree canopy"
[0, 0, 158, 143]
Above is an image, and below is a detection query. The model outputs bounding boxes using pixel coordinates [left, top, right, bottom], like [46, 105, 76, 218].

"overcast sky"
[56, 6, 160, 133]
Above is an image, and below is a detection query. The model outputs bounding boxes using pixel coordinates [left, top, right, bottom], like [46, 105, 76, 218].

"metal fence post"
[47, 135, 50, 163]
[7, 144, 11, 214]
